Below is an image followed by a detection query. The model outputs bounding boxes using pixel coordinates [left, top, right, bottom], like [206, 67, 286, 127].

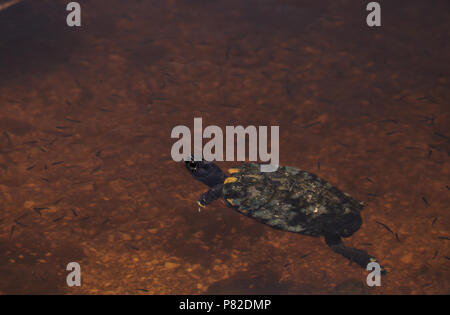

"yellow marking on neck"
[223, 177, 237, 184]
[224, 177, 238, 184]
[226, 198, 234, 205]
[228, 168, 240, 174]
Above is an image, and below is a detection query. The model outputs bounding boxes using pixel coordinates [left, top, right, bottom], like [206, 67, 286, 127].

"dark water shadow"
[0, 231, 86, 294]
[162, 203, 268, 267]
[0, 0, 83, 85]
[206, 268, 293, 295]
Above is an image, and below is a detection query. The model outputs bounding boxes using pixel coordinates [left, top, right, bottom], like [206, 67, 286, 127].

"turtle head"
[185, 156, 226, 188]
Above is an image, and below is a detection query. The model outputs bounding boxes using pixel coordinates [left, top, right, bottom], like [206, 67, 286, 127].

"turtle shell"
[222, 163, 363, 238]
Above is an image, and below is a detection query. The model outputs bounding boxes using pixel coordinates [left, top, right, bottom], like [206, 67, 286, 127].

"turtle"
[185, 157, 385, 273]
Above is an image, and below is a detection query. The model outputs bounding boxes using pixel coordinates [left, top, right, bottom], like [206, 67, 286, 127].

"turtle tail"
[324, 234, 386, 274]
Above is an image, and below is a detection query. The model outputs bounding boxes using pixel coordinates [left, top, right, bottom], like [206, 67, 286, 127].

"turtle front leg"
[197, 184, 223, 208]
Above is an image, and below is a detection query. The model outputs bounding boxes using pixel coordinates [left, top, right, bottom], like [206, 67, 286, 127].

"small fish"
[53, 215, 65, 222]
[419, 115, 435, 126]
[90, 165, 102, 174]
[14, 219, 26, 227]
[432, 217, 438, 226]
[299, 253, 310, 259]
[303, 122, 320, 129]
[422, 196, 429, 207]
[9, 225, 15, 239]
[434, 132, 449, 141]
[136, 288, 149, 292]
[126, 243, 139, 251]
[336, 141, 350, 148]
[375, 221, 394, 235]
[34, 207, 49, 216]
[99, 108, 113, 113]
[3, 131, 12, 145]
[57, 133, 73, 138]
[65, 118, 81, 123]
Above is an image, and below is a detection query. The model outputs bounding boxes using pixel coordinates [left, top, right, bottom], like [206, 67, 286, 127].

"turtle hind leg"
[324, 234, 386, 274]
[198, 183, 223, 207]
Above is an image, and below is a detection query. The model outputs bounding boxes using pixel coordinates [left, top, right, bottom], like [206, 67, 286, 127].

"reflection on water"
[0, 0, 448, 294]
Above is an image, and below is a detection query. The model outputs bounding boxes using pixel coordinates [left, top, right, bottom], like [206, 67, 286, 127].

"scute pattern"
[223, 164, 363, 238]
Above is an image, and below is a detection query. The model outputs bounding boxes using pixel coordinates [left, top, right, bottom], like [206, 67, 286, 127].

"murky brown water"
[0, 0, 448, 294]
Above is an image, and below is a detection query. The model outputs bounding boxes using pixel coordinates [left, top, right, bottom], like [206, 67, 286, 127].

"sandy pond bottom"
[0, 0, 448, 294]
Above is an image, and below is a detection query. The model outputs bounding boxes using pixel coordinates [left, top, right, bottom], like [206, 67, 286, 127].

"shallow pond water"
[0, 0, 448, 294]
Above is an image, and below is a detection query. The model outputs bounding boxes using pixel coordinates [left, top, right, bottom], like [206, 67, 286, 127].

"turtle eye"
[188, 161, 197, 170]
